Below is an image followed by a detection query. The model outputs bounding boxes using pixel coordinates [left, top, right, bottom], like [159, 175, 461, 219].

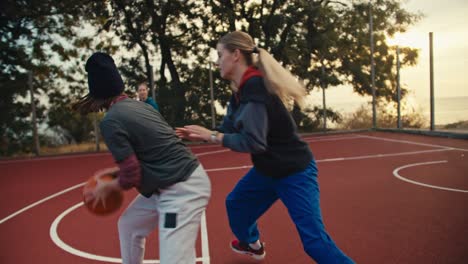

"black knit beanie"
[85, 52, 125, 99]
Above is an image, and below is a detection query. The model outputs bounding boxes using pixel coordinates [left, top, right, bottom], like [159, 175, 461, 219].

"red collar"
[109, 94, 128, 108]
[239, 66, 262, 91]
[235, 66, 262, 102]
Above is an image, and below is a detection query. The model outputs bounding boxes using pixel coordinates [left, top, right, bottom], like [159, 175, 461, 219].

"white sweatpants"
[118, 165, 211, 264]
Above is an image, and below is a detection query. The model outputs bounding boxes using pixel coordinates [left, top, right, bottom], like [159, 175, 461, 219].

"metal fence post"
[29, 71, 40, 156]
[369, 2, 377, 129]
[209, 61, 216, 129]
[397, 46, 402, 129]
[429, 32, 435, 131]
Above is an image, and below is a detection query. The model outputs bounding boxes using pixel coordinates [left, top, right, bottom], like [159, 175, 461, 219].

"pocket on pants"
[163, 212, 178, 229]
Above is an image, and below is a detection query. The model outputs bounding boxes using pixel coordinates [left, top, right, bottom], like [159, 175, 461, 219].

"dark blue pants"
[226, 160, 354, 264]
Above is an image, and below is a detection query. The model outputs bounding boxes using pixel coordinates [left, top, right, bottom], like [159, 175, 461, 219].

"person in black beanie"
[73, 52, 211, 264]
[74, 52, 126, 114]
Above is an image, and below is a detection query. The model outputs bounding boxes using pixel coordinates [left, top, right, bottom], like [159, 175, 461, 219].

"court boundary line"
[304, 135, 362, 143]
[301, 134, 362, 140]
[0, 134, 363, 165]
[200, 210, 210, 264]
[195, 149, 230, 157]
[393, 160, 468, 193]
[188, 144, 222, 150]
[0, 148, 230, 166]
[357, 134, 468, 152]
[0, 152, 109, 165]
[205, 148, 453, 172]
[2, 132, 466, 165]
[316, 148, 451, 162]
[0, 135, 366, 165]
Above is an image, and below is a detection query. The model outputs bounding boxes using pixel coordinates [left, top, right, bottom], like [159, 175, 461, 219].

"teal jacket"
[144, 97, 159, 111]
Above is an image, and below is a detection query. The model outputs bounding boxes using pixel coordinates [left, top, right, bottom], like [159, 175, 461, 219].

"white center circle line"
[49, 202, 208, 263]
[392, 160, 468, 193]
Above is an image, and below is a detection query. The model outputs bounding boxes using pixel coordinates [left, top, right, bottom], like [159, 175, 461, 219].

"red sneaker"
[230, 239, 266, 260]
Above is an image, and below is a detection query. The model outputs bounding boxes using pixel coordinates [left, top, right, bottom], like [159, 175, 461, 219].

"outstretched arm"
[180, 102, 268, 154]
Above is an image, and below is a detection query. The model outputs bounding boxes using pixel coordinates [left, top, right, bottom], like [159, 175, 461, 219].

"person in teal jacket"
[137, 82, 159, 111]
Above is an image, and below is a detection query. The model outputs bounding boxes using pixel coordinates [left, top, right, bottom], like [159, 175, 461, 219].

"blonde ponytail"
[255, 48, 307, 109]
[218, 31, 307, 109]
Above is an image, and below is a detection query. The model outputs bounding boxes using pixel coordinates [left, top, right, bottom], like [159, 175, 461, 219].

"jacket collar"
[235, 66, 262, 103]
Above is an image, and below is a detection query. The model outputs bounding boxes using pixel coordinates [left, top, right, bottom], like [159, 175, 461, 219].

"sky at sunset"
[310, 0, 468, 112]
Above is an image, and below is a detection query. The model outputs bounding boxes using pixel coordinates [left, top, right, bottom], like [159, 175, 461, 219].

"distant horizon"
[387, 0, 468, 98]
[314, 93, 468, 126]
[324, 0, 468, 108]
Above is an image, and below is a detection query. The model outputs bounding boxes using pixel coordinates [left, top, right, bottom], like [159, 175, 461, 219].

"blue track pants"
[226, 160, 354, 264]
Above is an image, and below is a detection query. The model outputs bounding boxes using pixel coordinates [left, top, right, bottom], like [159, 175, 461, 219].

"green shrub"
[338, 102, 427, 130]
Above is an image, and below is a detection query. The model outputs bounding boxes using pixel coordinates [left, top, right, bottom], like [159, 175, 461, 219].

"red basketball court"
[1, 131, 467, 263]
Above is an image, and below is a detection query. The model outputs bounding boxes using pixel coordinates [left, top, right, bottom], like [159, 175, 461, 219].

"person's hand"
[83, 167, 121, 209]
[175, 125, 211, 141]
[175, 127, 194, 140]
[181, 125, 213, 141]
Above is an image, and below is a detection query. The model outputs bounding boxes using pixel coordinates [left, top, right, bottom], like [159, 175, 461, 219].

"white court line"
[206, 148, 452, 172]
[0, 182, 85, 225]
[49, 202, 210, 263]
[0, 152, 109, 165]
[0, 136, 462, 261]
[0, 145, 457, 225]
[189, 144, 223, 150]
[393, 160, 468, 193]
[200, 210, 210, 264]
[357, 134, 468, 151]
[195, 149, 230, 157]
[192, 135, 361, 153]
[304, 136, 363, 143]
[0, 147, 229, 165]
[206, 165, 253, 172]
[317, 148, 451, 162]
[0, 149, 228, 225]
[301, 134, 361, 140]
[0, 134, 358, 165]
[206, 166, 252, 172]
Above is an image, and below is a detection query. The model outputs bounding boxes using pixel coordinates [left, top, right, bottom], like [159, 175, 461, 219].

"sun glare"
[387, 31, 429, 50]
[387, 29, 464, 55]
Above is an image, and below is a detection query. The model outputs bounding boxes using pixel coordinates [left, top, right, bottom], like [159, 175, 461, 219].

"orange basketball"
[83, 174, 123, 216]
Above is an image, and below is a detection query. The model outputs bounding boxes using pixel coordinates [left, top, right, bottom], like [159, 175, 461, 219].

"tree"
[205, 0, 420, 127]
[338, 0, 420, 100]
[104, 0, 217, 126]
[0, 0, 124, 155]
[60, 0, 422, 130]
[1, 0, 423, 156]
[0, 0, 82, 155]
